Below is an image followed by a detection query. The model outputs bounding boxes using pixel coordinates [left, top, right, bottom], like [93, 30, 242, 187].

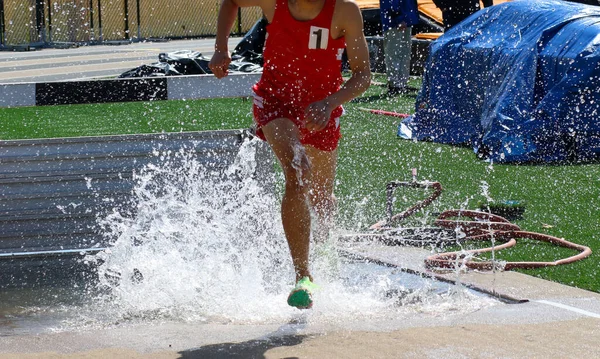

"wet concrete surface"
[1, 243, 599, 358]
[1, 316, 599, 358]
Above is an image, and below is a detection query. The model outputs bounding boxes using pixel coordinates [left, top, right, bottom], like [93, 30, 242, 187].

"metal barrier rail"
[0, 129, 273, 260]
[0, 73, 262, 108]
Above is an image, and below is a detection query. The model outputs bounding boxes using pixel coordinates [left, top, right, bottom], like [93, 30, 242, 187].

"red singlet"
[252, 0, 346, 151]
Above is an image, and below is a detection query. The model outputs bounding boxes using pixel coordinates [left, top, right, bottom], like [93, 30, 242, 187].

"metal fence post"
[0, 0, 5, 46]
[124, 0, 130, 40]
[46, 0, 52, 43]
[89, 0, 95, 41]
[98, 0, 103, 42]
[35, 0, 45, 43]
[136, 0, 141, 40]
[237, 7, 242, 35]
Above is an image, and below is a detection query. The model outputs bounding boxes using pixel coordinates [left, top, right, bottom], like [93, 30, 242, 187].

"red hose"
[368, 189, 593, 271]
[425, 211, 593, 271]
[358, 107, 410, 118]
[369, 181, 442, 230]
[434, 209, 521, 236]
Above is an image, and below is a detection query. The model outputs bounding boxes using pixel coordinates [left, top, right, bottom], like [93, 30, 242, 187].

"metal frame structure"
[0, 0, 262, 49]
[0, 130, 274, 281]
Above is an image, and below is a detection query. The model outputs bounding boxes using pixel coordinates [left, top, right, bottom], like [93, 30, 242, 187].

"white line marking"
[536, 300, 600, 319]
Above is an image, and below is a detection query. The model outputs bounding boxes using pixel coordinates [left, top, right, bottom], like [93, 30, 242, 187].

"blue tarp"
[399, 0, 600, 163]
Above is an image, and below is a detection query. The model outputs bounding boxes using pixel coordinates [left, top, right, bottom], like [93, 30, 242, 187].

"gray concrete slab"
[0, 38, 242, 84]
[167, 74, 261, 100]
[0, 83, 35, 107]
[1, 242, 599, 358]
[345, 243, 600, 302]
[345, 243, 600, 317]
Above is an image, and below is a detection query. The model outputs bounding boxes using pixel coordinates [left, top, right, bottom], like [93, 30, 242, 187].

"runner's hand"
[305, 100, 333, 132]
[209, 50, 231, 79]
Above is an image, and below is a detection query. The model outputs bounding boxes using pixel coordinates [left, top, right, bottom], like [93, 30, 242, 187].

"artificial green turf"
[1, 76, 598, 292]
[0, 97, 255, 139]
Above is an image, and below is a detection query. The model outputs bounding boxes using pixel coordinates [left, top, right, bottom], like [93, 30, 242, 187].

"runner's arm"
[327, 1, 371, 107]
[210, 0, 270, 78]
[305, 0, 371, 131]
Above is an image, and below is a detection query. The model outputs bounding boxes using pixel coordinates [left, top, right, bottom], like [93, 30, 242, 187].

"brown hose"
[425, 211, 593, 271]
[367, 185, 593, 271]
[434, 209, 521, 236]
[369, 181, 443, 230]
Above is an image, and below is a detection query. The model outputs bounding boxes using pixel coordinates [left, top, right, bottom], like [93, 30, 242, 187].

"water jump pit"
[1, 130, 598, 357]
[0, 131, 507, 337]
[0, 251, 502, 337]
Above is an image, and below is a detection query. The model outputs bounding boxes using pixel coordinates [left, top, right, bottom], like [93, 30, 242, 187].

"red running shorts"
[252, 89, 343, 152]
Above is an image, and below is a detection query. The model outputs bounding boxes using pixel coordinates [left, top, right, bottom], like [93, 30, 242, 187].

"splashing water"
[480, 180, 494, 204]
[90, 138, 293, 323]
[479, 180, 498, 288]
[291, 141, 307, 187]
[47, 138, 500, 331]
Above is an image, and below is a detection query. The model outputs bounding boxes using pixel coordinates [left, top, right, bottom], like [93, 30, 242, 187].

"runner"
[209, 0, 371, 309]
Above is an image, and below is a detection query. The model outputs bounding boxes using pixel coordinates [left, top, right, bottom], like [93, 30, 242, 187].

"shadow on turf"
[351, 92, 418, 103]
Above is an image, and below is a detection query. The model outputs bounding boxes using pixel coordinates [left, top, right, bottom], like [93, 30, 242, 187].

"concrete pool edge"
[1, 243, 600, 358]
[341, 243, 600, 303]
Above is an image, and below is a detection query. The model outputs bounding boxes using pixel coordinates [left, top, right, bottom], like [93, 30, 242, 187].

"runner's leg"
[261, 118, 313, 282]
[306, 145, 337, 243]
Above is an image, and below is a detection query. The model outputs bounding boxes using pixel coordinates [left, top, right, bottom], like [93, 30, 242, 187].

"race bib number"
[309, 26, 329, 50]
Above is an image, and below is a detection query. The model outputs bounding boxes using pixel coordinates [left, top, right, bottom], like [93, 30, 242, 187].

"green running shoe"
[287, 277, 319, 309]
